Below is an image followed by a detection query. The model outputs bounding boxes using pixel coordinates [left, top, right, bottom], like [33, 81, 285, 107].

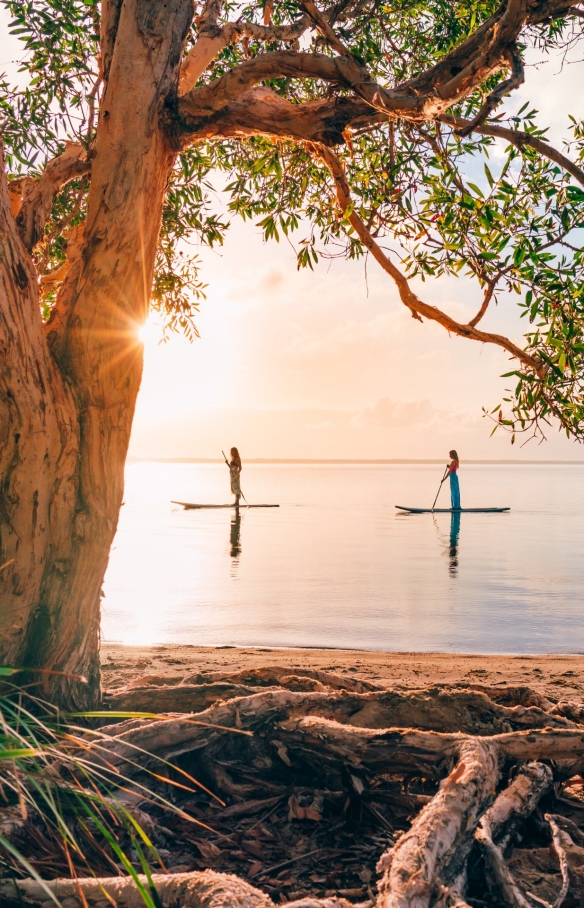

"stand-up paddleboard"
[172, 501, 279, 509]
[396, 506, 509, 513]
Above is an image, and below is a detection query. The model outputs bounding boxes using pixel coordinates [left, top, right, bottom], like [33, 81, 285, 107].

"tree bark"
[0, 153, 81, 688]
[0, 0, 192, 707]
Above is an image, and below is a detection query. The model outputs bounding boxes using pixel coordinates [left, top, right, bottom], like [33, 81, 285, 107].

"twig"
[253, 847, 323, 877]
[246, 796, 287, 834]
[526, 894, 553, 908]
[545, 814, 571, 908]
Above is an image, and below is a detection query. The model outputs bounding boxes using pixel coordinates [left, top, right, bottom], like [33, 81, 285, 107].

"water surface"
[102, 462, 584, 653]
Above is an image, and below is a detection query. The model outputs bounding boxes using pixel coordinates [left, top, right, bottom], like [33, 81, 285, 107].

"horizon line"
[127, 456, 584, 465]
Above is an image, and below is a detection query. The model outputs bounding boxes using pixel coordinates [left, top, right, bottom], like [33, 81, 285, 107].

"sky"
[1, 12, 583, 461]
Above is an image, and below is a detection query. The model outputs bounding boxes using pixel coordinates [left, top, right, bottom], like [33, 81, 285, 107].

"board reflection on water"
[449, 512, 461, 578]
[229, 512, 242, 568]
[439, 512, 461, 578]
[103, 461, 584, 654]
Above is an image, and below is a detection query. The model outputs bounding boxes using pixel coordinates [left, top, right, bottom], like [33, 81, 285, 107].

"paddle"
[222, 451, 249, 506]
[431, 466, 450, 512]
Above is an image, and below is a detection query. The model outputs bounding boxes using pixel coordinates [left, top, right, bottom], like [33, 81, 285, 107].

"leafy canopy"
[1, 0, 584, 438]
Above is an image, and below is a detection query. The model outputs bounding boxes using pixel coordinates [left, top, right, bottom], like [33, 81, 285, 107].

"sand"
[102, 644, 584, 700]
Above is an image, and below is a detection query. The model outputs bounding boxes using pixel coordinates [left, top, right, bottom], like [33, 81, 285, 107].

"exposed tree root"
[103, 685, 576, 753]
[4, 676, 584, 907]
[0, 870, 349, 908]
[475, 763, 552, 907]
[106, 668, 380, 711]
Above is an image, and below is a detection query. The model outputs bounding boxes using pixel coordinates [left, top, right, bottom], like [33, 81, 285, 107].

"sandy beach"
[102, 644, 584, 699]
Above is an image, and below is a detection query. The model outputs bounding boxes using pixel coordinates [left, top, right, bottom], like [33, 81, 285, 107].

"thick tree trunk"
[0, 0, 192, 707]
[0, 156, 81, 686]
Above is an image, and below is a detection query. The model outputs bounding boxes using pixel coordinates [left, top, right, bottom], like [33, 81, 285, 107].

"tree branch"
[299, 0, 351, 58]
[40, 224, 85, 302]
[177, 0, 583, 137]
[440, 114, 584, 189]
[178, 16, 312, 97]
[468, 282, 496, 328]
[14, 144, 90, 253]
[455, 45, 525, 137]
[376, 739, 500, 908]
[175, 90, 383, 146]
[178, 52, 364, 119]
[316, 145, 544, 377]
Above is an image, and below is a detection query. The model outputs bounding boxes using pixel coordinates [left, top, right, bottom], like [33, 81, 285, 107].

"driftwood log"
[3, 671, 584, 908]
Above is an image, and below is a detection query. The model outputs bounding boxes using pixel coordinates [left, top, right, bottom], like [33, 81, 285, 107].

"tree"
[0, 0, 582, 705]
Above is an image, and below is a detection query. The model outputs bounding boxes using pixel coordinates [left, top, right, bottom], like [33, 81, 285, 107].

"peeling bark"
[0, 0, 194, 705]
[475, 763, 553, 907]
[0, 153, 81, 681]
[14, 144, 90, 253]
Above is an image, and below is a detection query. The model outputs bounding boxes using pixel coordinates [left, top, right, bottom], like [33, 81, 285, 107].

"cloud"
[354, 398, 435, 429]
[353, 397, 479, 431]
[305, 419, 338, 430]
[282, 312, 403, 357]
[259, 269, 284, 292]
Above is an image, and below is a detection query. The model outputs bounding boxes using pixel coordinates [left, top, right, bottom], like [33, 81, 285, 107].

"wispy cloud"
[352, 397, 478, 431]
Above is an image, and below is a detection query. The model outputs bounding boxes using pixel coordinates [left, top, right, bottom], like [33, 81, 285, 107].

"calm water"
[102, 462, 584, 653]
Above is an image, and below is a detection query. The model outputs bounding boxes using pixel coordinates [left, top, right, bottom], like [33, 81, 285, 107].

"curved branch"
[316, 145, 544, 377]
[468, 282, 496, 328]
[456, 44, 525, 137]
[440, 115, 584, 189]
[299, 0, 351, 58]
[178, 16, 312, 96]
[178, 52, 372, 119]
[13, 144, 90, 252]
[175, 90, 383, 147]
[176, 0, 583, 138]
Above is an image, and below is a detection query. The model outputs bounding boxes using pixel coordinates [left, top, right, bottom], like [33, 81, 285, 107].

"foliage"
[1, 0, 584, 437]
[0, 669, 201, 904]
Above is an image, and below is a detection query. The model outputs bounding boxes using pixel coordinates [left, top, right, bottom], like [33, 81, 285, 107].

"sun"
[137, 314, 163, 345]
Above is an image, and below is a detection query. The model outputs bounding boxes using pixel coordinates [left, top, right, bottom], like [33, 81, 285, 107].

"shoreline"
[128, 457, 584, 465]
[102, 643, 584, 700]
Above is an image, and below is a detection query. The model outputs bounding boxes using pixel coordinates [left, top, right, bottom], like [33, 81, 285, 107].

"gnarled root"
[0, 870, 305, 908]
[94, 686, 577, 779]
[376, 738, 500, 907]
[475, 763, 553, 907]
[5, 677, 584, 908]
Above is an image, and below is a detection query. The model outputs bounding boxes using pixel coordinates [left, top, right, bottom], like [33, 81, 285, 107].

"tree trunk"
[0, 0, 193, 707]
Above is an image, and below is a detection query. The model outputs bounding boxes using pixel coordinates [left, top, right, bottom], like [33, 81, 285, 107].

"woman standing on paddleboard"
[448, 450, 460, 510]
[228, 447, 242, 508]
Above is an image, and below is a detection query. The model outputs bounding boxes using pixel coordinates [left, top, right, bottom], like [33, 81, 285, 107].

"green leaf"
[467, 182, 484, 198]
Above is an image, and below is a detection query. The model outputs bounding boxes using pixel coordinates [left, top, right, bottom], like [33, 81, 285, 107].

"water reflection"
[229, 511, 242, 571]
[104, 462, 584, 653]
[433, 511, 461, 577]
[449, 511, 460, 577]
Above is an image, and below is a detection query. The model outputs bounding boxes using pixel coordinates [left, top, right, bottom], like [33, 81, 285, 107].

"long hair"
[230, 447, 241, 468]
[449, 449, 459, 464]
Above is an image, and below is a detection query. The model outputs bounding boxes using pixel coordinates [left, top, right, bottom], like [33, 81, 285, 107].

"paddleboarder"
[447, 450, 460, 510]
[226, 447, 243, 508]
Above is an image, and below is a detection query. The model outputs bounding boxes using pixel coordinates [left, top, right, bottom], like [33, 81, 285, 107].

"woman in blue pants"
[448, 450, 460, 509]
